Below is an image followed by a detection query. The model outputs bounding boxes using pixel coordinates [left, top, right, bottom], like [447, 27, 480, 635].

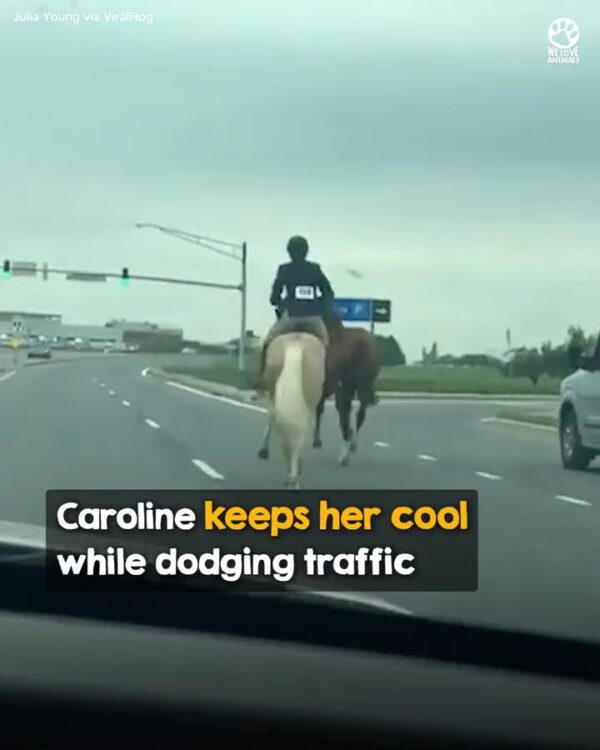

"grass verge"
[163, 359, 561, 396]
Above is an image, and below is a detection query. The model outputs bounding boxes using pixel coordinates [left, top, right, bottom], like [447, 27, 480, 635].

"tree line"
[419, 326, 597, 383]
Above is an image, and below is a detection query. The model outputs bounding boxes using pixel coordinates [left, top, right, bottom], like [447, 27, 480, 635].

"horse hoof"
[339, 453, 350, 467]
[313, 438, 322, 449]
[257, 448, 269, 460]
[349, 442, 357, 453]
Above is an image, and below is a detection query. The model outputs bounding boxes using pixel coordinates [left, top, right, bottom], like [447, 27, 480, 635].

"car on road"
[27, 347, 52, 360]
[559, 332, 600, 470]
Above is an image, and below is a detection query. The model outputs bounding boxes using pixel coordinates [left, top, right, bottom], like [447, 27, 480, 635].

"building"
[0, 312, 181, 351]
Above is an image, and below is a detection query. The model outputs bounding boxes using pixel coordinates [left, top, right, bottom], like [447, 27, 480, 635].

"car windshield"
[1, 0, 598, 653]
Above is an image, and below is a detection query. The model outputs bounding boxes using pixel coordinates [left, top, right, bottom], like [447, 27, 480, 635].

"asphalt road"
[0, 356, 598, 642]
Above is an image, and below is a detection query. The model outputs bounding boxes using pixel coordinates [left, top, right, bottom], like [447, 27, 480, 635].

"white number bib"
[294, 285, 316, 300]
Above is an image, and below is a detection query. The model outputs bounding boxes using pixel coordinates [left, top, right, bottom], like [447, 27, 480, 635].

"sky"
[1, 0, 599, 360]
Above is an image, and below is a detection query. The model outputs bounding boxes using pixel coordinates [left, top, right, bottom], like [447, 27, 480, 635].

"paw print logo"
[548, 18, 579, 49]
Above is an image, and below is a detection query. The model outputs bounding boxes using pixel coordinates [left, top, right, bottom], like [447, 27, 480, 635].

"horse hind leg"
[312, 394, 325, 448]
[283, 439, 302, 490]
[335, 386, 353, 466]
[257, 414, 274, 460]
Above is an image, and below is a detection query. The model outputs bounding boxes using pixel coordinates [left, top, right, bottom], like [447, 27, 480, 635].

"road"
[0, 356, 597, 642]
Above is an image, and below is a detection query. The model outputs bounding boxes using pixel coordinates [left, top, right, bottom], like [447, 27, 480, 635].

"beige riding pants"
[263, 313, 329, 349]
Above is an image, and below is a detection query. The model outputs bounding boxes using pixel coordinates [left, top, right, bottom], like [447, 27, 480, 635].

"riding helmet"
[287, 235, 309, 261]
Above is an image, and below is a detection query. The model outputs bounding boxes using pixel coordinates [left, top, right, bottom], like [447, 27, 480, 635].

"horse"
[313, 310, 381, 466]
[257, 325, 326, 489]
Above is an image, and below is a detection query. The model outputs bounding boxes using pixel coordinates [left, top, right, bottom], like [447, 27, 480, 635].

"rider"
[255, 235, 335, 386]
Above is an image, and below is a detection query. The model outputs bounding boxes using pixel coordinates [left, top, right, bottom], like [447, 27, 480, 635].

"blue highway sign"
[334, 298, 372, 322]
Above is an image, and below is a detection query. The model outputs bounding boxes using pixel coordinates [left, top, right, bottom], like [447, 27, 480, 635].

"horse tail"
[273, 338, 311, 456]
[361, 379, 378, 407]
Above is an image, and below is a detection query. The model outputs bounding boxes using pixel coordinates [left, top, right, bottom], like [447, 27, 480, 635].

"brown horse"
[313, 310, 381, 465]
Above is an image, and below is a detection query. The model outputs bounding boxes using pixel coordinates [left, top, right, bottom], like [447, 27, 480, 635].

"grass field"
[162, 356, 562, 395]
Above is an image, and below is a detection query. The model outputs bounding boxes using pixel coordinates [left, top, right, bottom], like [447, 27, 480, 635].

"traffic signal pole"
[239, 242, 247, 372]
[38, 266, 240, 291]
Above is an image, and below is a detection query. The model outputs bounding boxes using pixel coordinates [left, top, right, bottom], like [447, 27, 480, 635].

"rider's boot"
[251, 344, 268, 391]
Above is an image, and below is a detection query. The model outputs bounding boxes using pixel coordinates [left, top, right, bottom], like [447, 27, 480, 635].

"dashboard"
[1, 581, 599, 749]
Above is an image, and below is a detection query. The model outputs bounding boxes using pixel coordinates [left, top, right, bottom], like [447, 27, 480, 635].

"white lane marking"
[476, 471, 502, 480]
[122, 400, 131, 407]
[145, 419, 160, 429]
[306, 590, 414, 616]
[481, 417, 556, 432]
[108, 390, 115, 396]
[92, 377, 97, 383]
[141, 367, 150, 377]
[374, 441, 389, 448]
[417, 454, 438, 462]
[192, 458, 224, 480]
[556, 495, 590, 507]
[0, 370, 16, 382]
[100, 382, 106, 388]
[166, 380, 267, 413]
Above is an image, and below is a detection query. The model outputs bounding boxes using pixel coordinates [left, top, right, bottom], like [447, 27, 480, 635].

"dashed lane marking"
[122, 400, 131, 407]
[475, 471, 502, 480]
[166, 380, 267, 413]
[0, 370, 16, 382]
[374, 441, 390, 448]
[417, 454, 438, 462]
[192, 458, 225, 480]
[108, 390, 115, 396]
[555, 495, 591, 507]
[144, 419, 160, 429]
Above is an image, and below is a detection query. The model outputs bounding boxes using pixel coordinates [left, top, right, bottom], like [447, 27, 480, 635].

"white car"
[559, 332, 600, 470]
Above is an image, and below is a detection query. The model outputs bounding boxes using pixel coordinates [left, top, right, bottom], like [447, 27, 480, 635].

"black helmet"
[287, 235, 309, 261]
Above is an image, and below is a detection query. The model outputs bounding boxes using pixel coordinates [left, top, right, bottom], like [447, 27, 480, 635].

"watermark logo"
[547, 18, 580, 63]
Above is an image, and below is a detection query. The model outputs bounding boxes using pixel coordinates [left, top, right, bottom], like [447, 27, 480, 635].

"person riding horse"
[255, 235, 335, 388]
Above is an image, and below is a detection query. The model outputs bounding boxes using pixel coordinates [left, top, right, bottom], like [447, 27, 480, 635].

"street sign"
[334, 298, 392, 324]
[66, 272, 108, 282]
[334, 298, 372, 322]
[12, 261, 37, 277]
[372, 299, 392, 323]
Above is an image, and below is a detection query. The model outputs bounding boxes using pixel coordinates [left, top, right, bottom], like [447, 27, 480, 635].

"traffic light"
[121, 267, 130, 286]
[3, 260, 10, 278]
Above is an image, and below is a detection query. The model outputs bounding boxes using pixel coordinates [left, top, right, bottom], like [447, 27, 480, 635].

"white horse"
[257, 330, 326, 489]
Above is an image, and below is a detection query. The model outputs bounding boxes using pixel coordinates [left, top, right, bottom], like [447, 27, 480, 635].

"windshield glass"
[1, 0, 598, 648]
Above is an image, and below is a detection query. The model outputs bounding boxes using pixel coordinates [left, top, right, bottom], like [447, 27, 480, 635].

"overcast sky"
[1, 0, 598, 359]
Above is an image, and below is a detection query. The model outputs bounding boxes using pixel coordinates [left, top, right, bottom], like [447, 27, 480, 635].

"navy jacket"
[269, 260, 334, 317]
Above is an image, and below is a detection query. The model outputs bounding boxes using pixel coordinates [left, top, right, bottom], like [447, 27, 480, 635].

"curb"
[485, 416, 557, 431]
[147, 368, 262, 406]
[148, 368, 560, 407]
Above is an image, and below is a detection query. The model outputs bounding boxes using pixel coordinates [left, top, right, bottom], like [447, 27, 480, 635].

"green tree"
[511, 347, 543, 385]
[375, 335, 406, 366]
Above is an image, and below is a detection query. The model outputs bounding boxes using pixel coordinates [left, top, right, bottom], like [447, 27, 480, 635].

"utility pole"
[135, 223, 248, 372]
